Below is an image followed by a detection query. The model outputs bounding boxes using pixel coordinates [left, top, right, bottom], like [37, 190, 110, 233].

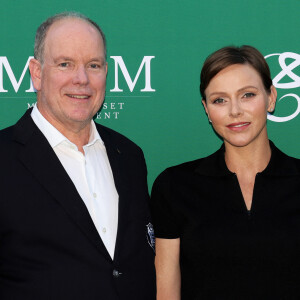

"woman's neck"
[224, 138, 272, 175]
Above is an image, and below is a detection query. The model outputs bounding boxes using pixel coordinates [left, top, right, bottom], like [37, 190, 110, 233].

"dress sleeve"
[150, 169, 181, 239]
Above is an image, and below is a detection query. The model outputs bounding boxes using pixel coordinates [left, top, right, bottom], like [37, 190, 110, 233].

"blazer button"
[113, 269, 121, 278]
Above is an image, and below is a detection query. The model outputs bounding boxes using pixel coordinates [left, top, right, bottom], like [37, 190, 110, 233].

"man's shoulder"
[0, 109, 35, 144]
[0, 124, 20, 160]
[95, 122, 143, 154]
[0, 125, 15, 143]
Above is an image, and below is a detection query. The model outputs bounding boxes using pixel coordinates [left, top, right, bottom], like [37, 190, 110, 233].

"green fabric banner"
[0, 0, 299, 188]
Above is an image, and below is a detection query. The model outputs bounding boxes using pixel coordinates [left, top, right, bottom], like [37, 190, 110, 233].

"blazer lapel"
[98, 127, 130, 262]
[13, 110, 112, 261]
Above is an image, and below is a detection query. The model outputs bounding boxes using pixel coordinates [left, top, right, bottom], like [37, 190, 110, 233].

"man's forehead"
[46, 18, 100, 40]
[43, 18, 105, 58]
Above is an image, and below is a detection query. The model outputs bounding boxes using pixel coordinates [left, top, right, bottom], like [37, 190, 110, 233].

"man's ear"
[29, 58, 42, 91]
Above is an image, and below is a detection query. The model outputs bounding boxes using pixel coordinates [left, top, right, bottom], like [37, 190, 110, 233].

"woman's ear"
[202, 99, 208, 114]
[267, 85, 277, 113]
[202, 99, 212, 123]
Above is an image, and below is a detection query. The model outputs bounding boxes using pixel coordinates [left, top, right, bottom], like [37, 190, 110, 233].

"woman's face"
[202, 64, 277, 149]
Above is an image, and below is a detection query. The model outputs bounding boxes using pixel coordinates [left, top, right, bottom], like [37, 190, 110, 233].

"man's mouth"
[67, 94, 90, 99]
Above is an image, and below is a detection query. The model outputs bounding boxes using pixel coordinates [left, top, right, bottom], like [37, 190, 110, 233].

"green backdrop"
[0, 0, 299, 189]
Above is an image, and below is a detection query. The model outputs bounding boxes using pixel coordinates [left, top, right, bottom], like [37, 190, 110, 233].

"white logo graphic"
[0, 56, 35, 93]
[1, 55, 155, 120]
[0, 56, 155, 94]
[265, 52, 300, 122]
[110, 56, 155, 92]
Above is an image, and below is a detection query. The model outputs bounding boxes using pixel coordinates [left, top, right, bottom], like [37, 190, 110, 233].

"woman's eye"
[243, 92, 255, 98]
[213, 98, 225, 104]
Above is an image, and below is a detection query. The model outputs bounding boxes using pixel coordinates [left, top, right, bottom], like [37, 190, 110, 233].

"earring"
[268, 107, 274, 113]
[209, 118, 212, 123]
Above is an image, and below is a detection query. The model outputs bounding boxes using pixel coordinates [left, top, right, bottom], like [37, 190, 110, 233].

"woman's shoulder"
[268, 141, 300, 176]
[157, 146, 225, 181]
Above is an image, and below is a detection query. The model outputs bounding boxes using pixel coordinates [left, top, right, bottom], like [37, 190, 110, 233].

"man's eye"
[243, 92, 255, 98]
[213, 98, 225, 104]
[59, 62, 69, 67]
[90, 63, 100, 69]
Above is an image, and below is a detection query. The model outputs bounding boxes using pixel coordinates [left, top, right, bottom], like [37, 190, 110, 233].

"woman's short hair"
[200, 45, 272, 101]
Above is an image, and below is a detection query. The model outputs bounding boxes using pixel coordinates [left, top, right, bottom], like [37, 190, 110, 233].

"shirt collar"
[31, 105, 103, 149]
[87, 120, 103, 147]
[195, 141, 300, 177]
[195, 144, 230, 177]
[262, 141, 300, 176]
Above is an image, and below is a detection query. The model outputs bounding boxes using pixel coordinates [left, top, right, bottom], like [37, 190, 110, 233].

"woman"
[151, 46, 300, 299]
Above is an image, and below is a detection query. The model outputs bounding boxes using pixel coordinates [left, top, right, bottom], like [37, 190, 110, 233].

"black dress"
[151, 142, 300, 299]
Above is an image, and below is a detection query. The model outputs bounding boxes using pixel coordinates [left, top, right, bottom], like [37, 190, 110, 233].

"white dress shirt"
[31, 105, 119, 259]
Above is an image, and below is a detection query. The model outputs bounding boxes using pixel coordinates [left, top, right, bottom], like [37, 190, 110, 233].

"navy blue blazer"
[0, 109, 156, 300]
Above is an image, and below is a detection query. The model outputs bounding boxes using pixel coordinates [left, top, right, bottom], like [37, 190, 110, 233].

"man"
[0, 12, 155, 300]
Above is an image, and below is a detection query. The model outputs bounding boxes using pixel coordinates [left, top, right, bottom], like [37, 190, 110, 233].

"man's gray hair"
[34, 12, 107, 64]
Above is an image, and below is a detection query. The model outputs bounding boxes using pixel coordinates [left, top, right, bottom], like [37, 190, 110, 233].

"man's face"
[30, 18, 107, 133]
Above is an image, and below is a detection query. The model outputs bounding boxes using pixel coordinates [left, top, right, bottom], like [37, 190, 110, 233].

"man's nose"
[72, 65, 89, 85]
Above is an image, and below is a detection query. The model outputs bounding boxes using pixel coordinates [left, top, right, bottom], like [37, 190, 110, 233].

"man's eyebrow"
[89, 57, 106, 63]
[53, 56, 74, 63]
[53, 56, 105, 63]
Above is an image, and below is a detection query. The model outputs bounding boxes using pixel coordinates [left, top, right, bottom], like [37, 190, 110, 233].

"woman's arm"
[155, 238, 181, 300]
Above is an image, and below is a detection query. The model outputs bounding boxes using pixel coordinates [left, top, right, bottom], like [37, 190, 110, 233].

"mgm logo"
[0, 55, 155, 94]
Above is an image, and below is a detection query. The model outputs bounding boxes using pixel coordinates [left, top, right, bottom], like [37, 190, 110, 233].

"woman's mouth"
[227, 122, 251, 131]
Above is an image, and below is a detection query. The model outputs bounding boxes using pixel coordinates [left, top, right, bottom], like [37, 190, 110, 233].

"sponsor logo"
[0, 56, 35, 93]
[0, 55, 155, 120]
[26, 101, 125, 120]
[110, 56, 155, 92]
[265, 52, 300, 122]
